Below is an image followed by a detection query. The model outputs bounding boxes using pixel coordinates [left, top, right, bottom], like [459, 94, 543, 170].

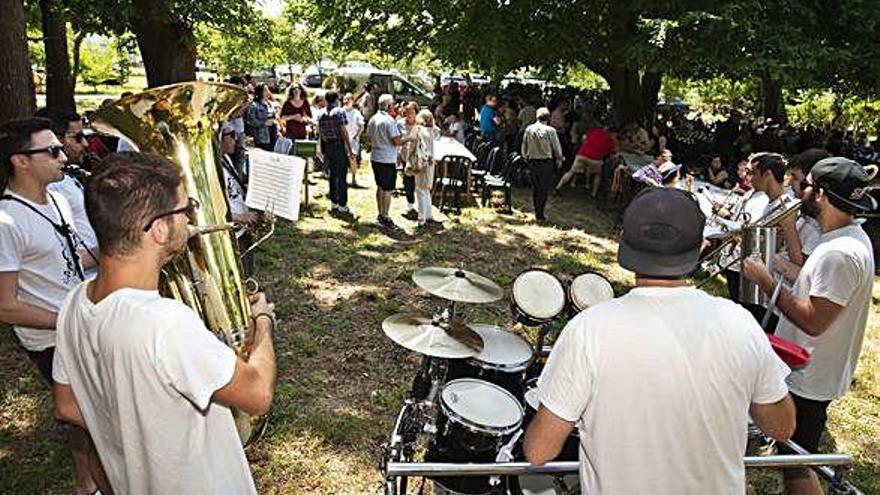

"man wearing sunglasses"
[743, 157, 876, 495]
[52, 152, 275, 494]
[38, 107, 100, 276]
[0, 117, 100, 495]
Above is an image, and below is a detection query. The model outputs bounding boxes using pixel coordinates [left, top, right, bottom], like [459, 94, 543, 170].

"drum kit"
[380, 265, 615, 495]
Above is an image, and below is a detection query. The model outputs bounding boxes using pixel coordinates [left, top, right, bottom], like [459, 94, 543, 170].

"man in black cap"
[525, 187, 795, 495]
[743, 157, 876, 495]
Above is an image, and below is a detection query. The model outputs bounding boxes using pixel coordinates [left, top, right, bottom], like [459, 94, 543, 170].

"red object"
[577, 128, 618, 160]
[768, 334, 811, 367]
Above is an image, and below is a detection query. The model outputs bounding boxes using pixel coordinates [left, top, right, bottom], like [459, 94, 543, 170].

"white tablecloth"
[434, 136, 476, 162]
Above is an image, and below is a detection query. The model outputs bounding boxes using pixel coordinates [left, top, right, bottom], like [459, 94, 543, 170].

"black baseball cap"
[617, 188, 706, 277]
[811, 157, 877, 212]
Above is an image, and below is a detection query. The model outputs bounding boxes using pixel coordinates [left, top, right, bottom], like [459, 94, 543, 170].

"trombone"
[696, 198, 802, 288]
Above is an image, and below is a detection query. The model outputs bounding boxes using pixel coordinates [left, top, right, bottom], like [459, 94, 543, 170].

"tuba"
[93, 82, 266, 444]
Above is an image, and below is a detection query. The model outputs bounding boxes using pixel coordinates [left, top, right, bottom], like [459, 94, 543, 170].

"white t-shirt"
[344, 107, 365, 153]
[796, 215, 822, 256]
[0, 190, 82, 351]
[538, 286, 790, 495]
[53, 284, 256, 495]
[774, 224, 874, 401]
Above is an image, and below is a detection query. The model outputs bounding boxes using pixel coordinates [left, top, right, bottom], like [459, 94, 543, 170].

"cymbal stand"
[526, 321, 554, 371]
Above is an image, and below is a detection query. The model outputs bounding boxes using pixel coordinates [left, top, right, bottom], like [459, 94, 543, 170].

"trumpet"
[696, 198, 801, 289]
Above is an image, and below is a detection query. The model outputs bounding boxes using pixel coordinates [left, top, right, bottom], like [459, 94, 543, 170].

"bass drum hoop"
[439, 379, 524, 437]
[510, 268, 566, 325]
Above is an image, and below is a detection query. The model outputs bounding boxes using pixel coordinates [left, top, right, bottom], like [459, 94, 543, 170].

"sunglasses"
[143, 197, 200, 232]
[800, 180, 815, 190]
[65, 131, 89, 142]
[16, 145, 65, 159]
[221, 130, 236, 138]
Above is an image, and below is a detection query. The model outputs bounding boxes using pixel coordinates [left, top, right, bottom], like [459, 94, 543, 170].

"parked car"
[334, 67, 433, 107]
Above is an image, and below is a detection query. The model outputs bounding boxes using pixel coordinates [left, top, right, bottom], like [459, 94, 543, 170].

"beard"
[160, 222, 190, 265]
[801, 193, 820, 219]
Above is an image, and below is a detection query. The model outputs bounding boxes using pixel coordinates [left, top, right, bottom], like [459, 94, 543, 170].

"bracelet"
[254, 312, 276, 330]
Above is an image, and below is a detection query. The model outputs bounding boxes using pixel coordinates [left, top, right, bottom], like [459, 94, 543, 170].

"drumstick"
[761, 277, 784, 330]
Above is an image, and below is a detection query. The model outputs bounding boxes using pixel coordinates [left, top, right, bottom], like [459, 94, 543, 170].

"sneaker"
[331, 203, 340, 211]
[414, 223, 431, 235]
[426, 218, 444, 227]
[402, 209, 419, 220]
[383, 218, 403, 232]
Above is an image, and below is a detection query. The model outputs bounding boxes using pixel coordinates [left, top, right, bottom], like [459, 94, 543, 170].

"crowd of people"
[0, 69, 877, 495]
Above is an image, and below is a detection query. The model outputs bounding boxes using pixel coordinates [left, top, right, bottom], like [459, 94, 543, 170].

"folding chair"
[435, 155, 473, 214]
[481, 152, 520, 213]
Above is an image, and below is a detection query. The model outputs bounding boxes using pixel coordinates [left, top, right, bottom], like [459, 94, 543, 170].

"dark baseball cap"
[618, 188, 706, 277]
[811, 157, 877, 212]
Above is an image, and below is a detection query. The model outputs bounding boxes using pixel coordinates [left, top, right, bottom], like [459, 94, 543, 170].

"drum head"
[512, 270, 565, 321]
[524, 384, 540, 412]
[441, 379, 523, 435]
[570, 272, 614, 311]
[468, 324, 533, 370]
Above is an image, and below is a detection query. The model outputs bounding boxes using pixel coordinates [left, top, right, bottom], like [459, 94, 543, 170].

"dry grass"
[0, 169, 877, 494]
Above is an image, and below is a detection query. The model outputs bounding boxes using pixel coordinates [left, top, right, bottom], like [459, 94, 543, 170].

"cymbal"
[412, 267, 504, 303]
[382, 313, 484, 359]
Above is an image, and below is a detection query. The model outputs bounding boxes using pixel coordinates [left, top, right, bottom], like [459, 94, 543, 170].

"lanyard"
[0, 193, 86, 281]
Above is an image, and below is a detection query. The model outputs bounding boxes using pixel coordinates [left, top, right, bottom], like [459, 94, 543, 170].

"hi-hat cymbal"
[382, 313, 484, 359]
[412, 267, 504, 303]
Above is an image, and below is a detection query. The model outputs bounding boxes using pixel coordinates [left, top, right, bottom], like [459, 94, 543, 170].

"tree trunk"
[0, 0, 36, 121]
[71, 31, 86, 94]
[130, 0, 196, 88]
[40, 0, 75, 111]
[606, 68, 662, 126]
[760, 72, 786, 124]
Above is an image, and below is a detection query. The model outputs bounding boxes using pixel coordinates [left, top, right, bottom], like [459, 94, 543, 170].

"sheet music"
[245, 149, 305, 221]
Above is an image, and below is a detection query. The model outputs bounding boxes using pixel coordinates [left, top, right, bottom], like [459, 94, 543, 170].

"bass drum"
[426, 379, 524, 495]
[568, 272, 614, 314]
[446, 324, 534, 399]
[511, 269, 566, 327]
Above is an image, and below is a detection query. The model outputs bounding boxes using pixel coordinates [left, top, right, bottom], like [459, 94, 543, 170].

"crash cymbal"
[412, 267, 504, 303]
[382, 313, 484, 359]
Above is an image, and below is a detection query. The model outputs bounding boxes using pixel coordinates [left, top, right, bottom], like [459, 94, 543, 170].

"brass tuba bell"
[93, 82, 267, 444]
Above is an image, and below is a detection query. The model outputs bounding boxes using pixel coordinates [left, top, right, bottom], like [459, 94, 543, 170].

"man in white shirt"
[52, 152, 277, 495]
[0, 117, 99, 495]
[365, 94, 413, 231]
[525, 187, 795, 495]
[743, 157, 876, 495]
[521, 108, 563, 222]
[38, 108, 100, 276]
[220, 123, 258, 276]
[720, 152, 798, 326]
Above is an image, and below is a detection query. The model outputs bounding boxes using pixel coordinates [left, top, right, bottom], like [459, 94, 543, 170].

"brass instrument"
[697, 197, 801, 289]
[93, 82, 267, 445]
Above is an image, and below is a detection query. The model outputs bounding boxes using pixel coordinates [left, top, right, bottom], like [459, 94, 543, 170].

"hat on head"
[811, 157, 877, 212]
[617, 188, 706, 277]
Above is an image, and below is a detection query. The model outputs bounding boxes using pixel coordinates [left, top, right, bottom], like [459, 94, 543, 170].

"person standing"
[0, 117, 100, 495]
[342, 93, 365, 188]
[280, 83, 312, 141]
[521, 108, 563, 222]
[37, 108, 100, 277]
[220, 123, 259, 276]
[246, 84, 278, 152]
[317, 92, 356, 217]
[742, 157, 876, 495]
[398, 102, 420, 220]
[365, 94, 412, 231]
[52, 153, 276, 495]
[526, 187, 795, 495]
[405, 110, 440, 232]
[479, 94, 501, 143]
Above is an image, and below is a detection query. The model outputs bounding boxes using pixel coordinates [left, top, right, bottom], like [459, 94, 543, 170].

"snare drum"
[568, 272, 614, 314]
[446, 324, 534, 397]
[522, 379, 579, 462]
[511, 269, 566, 326]
[426, 379, 524, 495]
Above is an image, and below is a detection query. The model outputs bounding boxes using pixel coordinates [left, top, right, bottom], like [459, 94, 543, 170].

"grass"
[0, 168, 877, 494]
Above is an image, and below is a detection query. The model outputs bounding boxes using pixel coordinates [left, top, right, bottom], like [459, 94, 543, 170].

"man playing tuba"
[52, 153, 277, 495]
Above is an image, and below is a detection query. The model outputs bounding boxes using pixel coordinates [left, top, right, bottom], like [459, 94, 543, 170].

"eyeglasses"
[16, 145, 65, 159]
[65, 131, 88, 142]
[143, 197, 200, 231]
[221, 130, 236, 138]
